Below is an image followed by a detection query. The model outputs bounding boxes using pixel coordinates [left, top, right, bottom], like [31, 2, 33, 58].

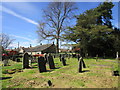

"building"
[19, 43, 56, 55]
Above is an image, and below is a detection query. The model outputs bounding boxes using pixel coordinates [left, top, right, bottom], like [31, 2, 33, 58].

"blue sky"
[1, 2, 119, 49]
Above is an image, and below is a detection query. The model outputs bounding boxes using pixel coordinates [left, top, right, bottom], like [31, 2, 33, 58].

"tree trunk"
[56, 38, 59, 53]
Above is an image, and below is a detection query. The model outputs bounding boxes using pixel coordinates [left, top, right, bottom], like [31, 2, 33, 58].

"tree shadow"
[0, 77, 12, 80]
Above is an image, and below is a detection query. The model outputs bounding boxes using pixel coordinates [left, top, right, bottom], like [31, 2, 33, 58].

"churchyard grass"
[1, 57, 119, 88]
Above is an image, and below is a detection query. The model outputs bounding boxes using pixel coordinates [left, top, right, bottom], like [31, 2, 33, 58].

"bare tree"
[37, 2, 77, 53]
[0, 33, 15, 49]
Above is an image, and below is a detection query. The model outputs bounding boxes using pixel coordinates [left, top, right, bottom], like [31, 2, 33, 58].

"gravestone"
[54, 55, 56, 58]
[61, 56, 66, 66]
[59, 54, 62, 61]
[16, 58, 20, 62]
[48, 54, 55, 69]
[96, 54, 98, 61]
[44, 53, 48, 63]
[29, 55, 33, 67]
[116, 52, 119, 60]
[78, 58, 82, 72]
[3, 59, 8, 66]
[78, 57, 86, 73]
[12, 56, 16, 61]
[23, 53, 29, 69]
[38, 56, 47, 73]
[32, 56, 37, 63]
[77, 54, 80, 61]
[68, 54, 70, 59]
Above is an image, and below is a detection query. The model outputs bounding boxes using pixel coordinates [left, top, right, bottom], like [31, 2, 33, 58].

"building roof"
[24, 44, 54, 52]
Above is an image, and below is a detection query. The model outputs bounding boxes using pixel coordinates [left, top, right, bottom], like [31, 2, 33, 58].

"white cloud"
[10, 34, 34, 42]
[1, 6, 39, 26]
[9, 34, 39, 48]
[3, 2, 39, 15]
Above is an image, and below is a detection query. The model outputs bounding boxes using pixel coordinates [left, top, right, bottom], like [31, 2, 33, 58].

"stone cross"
[61, 56, 66, 66]
[38, 56, 47, 73]
[48, 54, 55, 69]
[23, 52, 29, 69]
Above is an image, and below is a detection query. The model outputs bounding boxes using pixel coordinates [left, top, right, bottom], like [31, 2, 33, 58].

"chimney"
[30, 44, 32, 47]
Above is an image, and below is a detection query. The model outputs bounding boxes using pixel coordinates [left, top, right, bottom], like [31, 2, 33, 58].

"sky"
[0, 1, 119, 49]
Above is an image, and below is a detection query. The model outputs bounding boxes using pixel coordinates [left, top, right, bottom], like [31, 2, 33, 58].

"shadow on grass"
[31, 66, 38, 69]
[80, 70, 90, 73]
[47, 67, 61, 72]
[66, 64, 69, 66]
[0, 77, 12, 80]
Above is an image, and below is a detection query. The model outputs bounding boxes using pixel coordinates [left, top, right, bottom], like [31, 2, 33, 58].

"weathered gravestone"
[77, 54, 80, 61]
[53, 55, 56, 58]
[48, 54, 55, 69]
[96, 54, 98, 61]
[59, 54, 62, 61]
[16, 58, 20, 62]
[12, 56, 16, 61]
[78, 57, 86, 73]
[23, 53, 30, 69]
[44, 53, 48, 63]
[3, 59, 8, 66]
[61, 56, 66, 66]
[116, 52, 119, 60]
[68, 54, 70, 59]
[32, 56, 37, 63]
[38, 56, 47, 73]
[29, 55, 33, 67]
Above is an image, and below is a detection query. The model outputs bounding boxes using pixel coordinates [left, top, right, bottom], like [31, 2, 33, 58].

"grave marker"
[77, 54, 80, 61]
[23, 53, 29, 69]
[48, 54, 55, 69]
[59, 54, 62, 61]
[61, 56, 66, 66]
[78, 57, 86, 73]
[38, 56, 47, 73]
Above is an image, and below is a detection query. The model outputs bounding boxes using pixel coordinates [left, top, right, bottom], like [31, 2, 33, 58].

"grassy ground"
[1, 57, 120, 88]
